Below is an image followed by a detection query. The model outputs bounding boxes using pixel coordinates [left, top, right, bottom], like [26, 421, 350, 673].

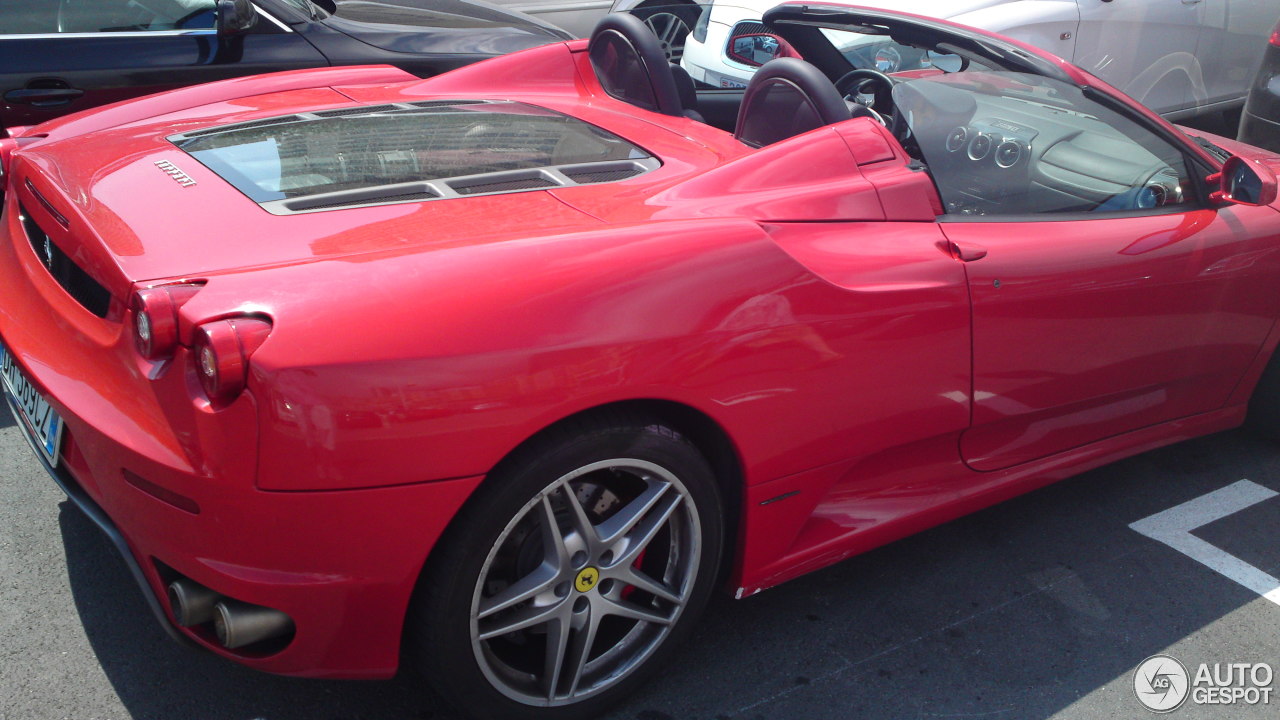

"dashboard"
[896, 77, 1193, 217]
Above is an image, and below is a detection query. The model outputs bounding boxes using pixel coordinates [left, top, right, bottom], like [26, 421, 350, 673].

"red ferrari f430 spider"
[2, 4, 1279, 718]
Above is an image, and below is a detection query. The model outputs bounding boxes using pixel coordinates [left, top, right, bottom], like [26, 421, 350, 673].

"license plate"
[718, 77, 747, 89]
[0, 340, 63, 467]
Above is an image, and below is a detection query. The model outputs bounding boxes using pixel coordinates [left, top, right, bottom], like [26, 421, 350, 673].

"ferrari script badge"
[155, 159, 196, 187]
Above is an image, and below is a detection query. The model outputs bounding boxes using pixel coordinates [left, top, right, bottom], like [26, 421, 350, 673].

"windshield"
[618, 4, 982, 89]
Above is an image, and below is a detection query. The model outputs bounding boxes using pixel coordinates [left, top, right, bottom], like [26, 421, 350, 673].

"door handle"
[4, 87, 85, 107]
[948, 240, 988, 262]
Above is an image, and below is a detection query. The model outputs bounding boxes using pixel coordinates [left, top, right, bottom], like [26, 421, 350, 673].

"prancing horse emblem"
[42, 237, 53, 268]
[575, 567, 600, 593]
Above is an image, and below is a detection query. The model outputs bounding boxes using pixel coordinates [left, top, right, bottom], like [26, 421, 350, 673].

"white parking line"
[1130, 480, 1280, 606]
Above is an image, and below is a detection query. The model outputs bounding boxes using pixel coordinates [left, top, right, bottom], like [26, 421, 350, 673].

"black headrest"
[669, 64, 697, 110]
[669, 63, 705, 122]
[588, 13, 684, 117]
[734, 58, 851, 147]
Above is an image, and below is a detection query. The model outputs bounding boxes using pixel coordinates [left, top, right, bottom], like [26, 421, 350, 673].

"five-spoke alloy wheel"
[413, 417, 724, 720]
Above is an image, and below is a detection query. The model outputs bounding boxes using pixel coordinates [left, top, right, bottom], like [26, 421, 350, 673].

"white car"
[616, 0, 1280, 119]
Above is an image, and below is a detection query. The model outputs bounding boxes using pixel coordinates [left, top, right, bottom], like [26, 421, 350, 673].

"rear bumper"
[0, 176, 483, 679]
[2, 388, 194, 649]
[0, 329, 483, 678]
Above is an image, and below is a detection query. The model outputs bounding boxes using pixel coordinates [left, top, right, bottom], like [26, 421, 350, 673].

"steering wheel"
[835, 69, 896, 124]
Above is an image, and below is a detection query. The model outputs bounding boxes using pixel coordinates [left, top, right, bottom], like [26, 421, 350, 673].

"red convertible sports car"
[2, 4, 1279, 718]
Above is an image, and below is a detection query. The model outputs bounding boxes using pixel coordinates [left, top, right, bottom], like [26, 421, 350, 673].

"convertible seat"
[589, 13, 695, 119]
[669, 63, 705, 123]
[734, 57, 851, 147]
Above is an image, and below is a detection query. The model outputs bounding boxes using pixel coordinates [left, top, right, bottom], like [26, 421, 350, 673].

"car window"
[0, 0, 217, 35]
[894, 71, 1196, 217]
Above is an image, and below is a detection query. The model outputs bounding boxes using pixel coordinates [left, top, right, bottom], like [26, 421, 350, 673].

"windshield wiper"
[1189, 134, 1231, 162]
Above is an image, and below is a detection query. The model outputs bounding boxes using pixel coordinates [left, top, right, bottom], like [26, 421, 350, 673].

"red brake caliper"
[621, 549, 646, 600]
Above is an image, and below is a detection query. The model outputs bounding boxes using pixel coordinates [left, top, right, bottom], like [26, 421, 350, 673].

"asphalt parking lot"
[3, 408, 1280, 719]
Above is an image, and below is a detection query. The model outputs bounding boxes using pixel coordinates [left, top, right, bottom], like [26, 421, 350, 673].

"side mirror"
[217, 0, 258, 36]
[726, 32, 799, 67]
[1209, 155, 1278, 207]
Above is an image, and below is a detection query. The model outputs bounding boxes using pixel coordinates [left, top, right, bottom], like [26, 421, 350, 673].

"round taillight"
[0, 137, 17, 183]
[193, 317, 271, 406]
[132, 288, 179, 359]
[131, 284, 202, 360]
[0, 135, 17, 181]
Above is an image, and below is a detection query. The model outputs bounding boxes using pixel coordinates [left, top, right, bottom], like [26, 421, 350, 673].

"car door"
[1192, 0, 1277, 111]
[1072, 0, 1206, 115]
[0, 0, 327, 130]
[892, 71, 1280, 472]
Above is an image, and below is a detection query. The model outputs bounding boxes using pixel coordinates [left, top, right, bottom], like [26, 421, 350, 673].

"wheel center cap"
[574, 566, 600, 593]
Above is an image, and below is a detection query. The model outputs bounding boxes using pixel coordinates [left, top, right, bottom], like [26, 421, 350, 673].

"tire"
[1248, 350, 1280, 441]
[632, 2, 699, 64]
[411, 414, 724, 720]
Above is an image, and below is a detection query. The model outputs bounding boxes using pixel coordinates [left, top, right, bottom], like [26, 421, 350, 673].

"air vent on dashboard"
[994, 140, 1023, 168]
[967, 133, 992, 161]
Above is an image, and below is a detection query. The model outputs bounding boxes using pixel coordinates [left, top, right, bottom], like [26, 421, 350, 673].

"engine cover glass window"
[170, 101, 652, 203]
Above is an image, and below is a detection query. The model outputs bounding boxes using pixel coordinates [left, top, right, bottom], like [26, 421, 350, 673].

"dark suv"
[0, 0, 571, 131]
[1238, 20, 1280, 152]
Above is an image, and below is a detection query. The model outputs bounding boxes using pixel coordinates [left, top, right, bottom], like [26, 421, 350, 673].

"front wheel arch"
[486, 400, 745, 585]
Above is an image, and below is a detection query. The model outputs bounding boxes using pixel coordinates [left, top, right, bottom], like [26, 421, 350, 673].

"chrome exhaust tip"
[213, 600, 295, 649]
[167, 578, 222, 627]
